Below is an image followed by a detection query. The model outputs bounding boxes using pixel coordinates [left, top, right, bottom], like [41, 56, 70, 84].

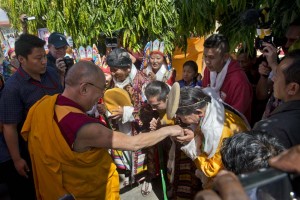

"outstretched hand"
[164, 125, 184, 137]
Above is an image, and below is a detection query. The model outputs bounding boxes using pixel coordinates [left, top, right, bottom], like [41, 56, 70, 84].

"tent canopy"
[0, 8, 10, 27]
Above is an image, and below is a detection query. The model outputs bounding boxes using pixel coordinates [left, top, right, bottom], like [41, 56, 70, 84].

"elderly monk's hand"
[195, 170, 249, 200]
[162, 125, 184, 137]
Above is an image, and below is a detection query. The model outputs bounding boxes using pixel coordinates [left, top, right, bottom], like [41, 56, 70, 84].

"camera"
[239, 168, 297, 199]
[255, 35, 275, 50]
[105, 37, 118, 48]
[23, 16, 35, 22]
[63, 56, 74, 71]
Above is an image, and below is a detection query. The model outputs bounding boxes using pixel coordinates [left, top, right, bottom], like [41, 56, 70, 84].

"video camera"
[23, 16, 36, 22]
[239, 168, 298, 199]
[241, 7, 277, 50]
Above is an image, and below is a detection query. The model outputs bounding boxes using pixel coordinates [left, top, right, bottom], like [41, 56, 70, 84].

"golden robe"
[194, 109, 249, 178]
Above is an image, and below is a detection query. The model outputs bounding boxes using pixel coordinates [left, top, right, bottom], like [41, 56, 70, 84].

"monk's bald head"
[65, 61, 105, 87]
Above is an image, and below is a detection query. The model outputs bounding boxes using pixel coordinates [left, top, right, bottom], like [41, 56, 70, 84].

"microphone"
[240, 9, 260, 26]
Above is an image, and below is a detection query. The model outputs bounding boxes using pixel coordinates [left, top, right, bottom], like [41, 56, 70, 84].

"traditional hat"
[100, 64, 111, 74]
[150, 39, 165, 56]
[103, 88, 132, 113]
[166, 82, 180, 119]
[140, 39, 172, 70]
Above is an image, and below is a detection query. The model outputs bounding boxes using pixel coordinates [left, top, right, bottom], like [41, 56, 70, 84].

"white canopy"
[0, 8, 10, 27]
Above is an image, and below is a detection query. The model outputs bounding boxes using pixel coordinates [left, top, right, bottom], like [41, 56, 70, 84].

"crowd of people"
[0, 16, 299, 200]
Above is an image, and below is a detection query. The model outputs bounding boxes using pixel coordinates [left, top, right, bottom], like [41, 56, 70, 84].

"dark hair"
[282, 49, 300, 85]
[106, 48, 132, 68]
[221, 131, 285, 174]
[237, 46, 257, 59]
[145, 81, 170, 102]
[183, 60, 198, 74]
[176, 87, 211, 116]
[15, 34, 46, 59]
[204, 34, 229, 54]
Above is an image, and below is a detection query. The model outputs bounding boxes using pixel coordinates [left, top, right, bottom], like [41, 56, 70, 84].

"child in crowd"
[178, 60, 202, 88]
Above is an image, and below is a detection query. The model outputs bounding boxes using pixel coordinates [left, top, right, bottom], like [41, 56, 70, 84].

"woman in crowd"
[142, 39, 176, 86]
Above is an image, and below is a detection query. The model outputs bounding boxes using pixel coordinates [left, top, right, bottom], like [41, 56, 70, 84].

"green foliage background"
[0, 0, 299, 53]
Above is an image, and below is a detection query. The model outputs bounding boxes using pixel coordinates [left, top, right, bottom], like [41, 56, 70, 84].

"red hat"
[100, 64, 111, 74]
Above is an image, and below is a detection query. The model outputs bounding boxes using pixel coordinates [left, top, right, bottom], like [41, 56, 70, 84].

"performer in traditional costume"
[105, 48, 151, 190]
[141, 39, 176, 86]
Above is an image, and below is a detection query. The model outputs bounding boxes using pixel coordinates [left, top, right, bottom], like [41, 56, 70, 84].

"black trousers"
[0, 159, 35, 200]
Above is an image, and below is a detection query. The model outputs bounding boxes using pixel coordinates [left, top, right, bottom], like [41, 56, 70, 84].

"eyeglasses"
[81, 82, 104, 91]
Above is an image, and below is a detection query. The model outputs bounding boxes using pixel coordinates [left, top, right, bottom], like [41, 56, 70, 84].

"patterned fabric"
[109, 69, 150, 186]
[171, 144, 202, 200]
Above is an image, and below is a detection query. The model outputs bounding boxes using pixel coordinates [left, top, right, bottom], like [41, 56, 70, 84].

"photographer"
[256, 18, 300, 118]
[47, 32, 73, 84]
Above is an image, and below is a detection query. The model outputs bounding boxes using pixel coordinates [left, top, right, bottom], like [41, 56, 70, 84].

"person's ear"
[17, 55, 25, 64]
[287, 82, 300, 96]
[127, 67, 131, 73]
[195, 109, 205, 117]
[79, 83, 88, 95]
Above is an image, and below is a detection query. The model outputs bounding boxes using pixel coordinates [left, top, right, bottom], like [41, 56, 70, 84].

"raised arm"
[73, 123, 183, 152]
